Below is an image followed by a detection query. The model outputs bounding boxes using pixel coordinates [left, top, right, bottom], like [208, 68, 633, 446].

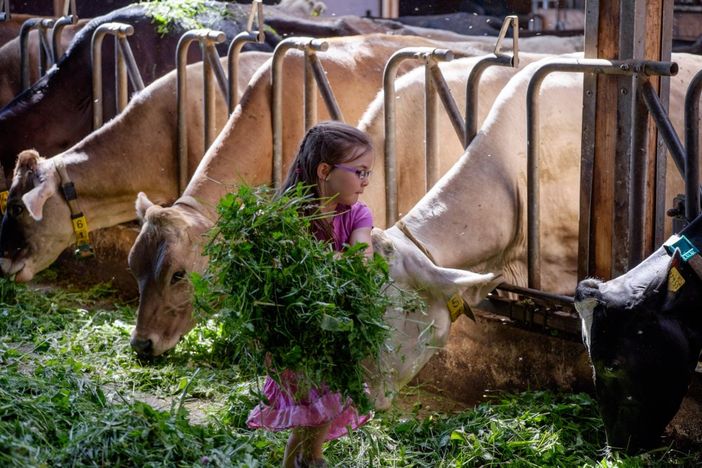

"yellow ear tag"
[0, 190, 7, 214]
[448, 293, 476, 322]
[71, 215, 90, 244]
[668, 266, 685, 293]
[447, 294, 463, 322]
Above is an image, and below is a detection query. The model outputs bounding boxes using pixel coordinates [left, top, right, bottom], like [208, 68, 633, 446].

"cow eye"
[8, 204, 23, 218]
[170, 270, 186, 285]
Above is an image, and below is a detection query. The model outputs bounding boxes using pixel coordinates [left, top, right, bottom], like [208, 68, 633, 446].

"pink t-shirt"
[317, 202, 372, 252]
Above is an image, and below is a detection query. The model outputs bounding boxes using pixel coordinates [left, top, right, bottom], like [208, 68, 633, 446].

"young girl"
[247, 121, 375, 467]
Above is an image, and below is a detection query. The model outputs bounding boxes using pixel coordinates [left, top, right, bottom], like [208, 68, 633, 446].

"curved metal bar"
[464, 16, 520, 145]
[382, 47, 454, 225]
[176, 29, 226, 194]
[272, 37, 328, 188]
[526, 57, 677, 290]
[684, 69, 702, 221]
[227, 31, 261, 113]
[38, 19, 55, 74]
[228, 0, 265, 113]
[20, 18, 45, 90]
[91, 22, 135, 130]
[51, 15, 74, 63]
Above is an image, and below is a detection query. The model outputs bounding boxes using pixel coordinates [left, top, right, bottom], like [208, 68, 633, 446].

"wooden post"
[579, 0, 671, 281]
[382, 0, 399, 18]
[53, 0, 64, 17]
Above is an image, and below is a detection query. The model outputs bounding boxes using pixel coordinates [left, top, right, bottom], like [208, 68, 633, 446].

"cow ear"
[135, 192, 154, 223]
[21, 176, 57, 221]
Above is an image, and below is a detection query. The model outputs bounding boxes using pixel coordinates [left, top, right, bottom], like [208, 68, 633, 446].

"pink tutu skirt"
[247, 370, 371, 441]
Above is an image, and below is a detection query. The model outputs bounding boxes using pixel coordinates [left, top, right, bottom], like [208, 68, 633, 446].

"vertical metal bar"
[428, 62, 464, 148]
[304, 49, 317, 131]
[424, 60, 439, 190]
[202, 42, 216, 151]
[115, 38, 128, 113]
[19, 18, 41, 91]
[271, 38, 327, 188]
[176, 34, 197, 194]
[118, 37, 145, 91]
[38, 22, 54, 74]
[628, 74, 650, 267]
[465, 56, 513, 145]
[684, 70, 702, 222]
[308, 54, 343, 122]
[91, 30, 106, 129]
[51, 16, 74, 63]
[0, 0, 10, 21]
[227, 32, 260, 113]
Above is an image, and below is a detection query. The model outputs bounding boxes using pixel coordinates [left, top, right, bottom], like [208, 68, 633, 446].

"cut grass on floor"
[1, 278, 700, 466]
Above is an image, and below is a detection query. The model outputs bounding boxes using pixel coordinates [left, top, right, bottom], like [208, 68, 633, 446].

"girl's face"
[317, 150, 374, 207]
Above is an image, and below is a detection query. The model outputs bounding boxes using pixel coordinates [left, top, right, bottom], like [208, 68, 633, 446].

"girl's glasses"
[333, 164, 372, 180]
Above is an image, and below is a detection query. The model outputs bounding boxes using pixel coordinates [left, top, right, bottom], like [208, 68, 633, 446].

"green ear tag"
[447, 293, 476, 322]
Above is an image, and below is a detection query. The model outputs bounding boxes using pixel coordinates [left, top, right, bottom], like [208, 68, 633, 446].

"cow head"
[0, 150, 74, 281]
[368, 227, 499, 409]
[128, 193, 211, 357]
[574, 218, 702, 451]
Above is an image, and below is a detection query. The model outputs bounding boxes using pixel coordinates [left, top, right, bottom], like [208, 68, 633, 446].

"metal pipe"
[464, 16, 519, 145]
[425, 62, 439, 191]
[117, 36, 145, 91]
[176, 29, 226, 194]
[641, 80, 687, 178]
[115, 38, 128, 113]
[20, 18, 42, 91]
[51, 15, 74, 63]
[205, 44, 227, 96]
[428, 61, 465, 148]
[202, 42, 216, 151]
[526, 57, 676, 290]
[684, 69, 702, 221]
[628, 74, 650, 267]
[382, 47, 454, 226]
[465, 55, 513, 145]
[307, 53, 343, 121]
[304, 49, 317, 131]
[227, 0, 265, 112]
[272, 37, 327, 188]
[0, 0, 10, 21]
[38, 19, 54, 74]
[91, 23, 135, 129]
[495, 282, 575, 306]
[227, 31, 261, 113]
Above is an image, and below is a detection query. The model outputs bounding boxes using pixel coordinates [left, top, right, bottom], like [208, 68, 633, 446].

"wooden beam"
[581, 0, 670, 280]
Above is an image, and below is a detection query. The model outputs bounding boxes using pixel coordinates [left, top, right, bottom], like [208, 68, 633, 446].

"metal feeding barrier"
[525, 58, 677, 291]
[91, 22, 145, 130]
[18, 0, 77, 90]
[271, 37, 343, 188]
[176, 0, 266, 194]
[228, 0, 264, 113]
[382, 16, 520, 227]
[176, 29, 227, 194]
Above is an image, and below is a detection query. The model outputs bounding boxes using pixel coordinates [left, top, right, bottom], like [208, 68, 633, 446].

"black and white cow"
[574, 215, 702, 451]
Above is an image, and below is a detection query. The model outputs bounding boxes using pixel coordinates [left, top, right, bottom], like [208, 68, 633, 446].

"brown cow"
[0, 19, 87, 108]
[0, 51, 270, 279]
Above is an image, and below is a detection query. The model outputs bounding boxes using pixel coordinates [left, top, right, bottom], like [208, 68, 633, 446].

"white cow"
[365, 52, 702, 406]
[126, 49, 553, 358]
[0, 51, 270, 281]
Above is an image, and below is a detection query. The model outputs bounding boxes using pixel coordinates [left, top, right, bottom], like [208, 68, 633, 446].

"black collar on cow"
[53, 157, 94, 258]
[663, 234, 702, 287]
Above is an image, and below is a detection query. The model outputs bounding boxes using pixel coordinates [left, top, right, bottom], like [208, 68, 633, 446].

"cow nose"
[130, 337, 153, 355]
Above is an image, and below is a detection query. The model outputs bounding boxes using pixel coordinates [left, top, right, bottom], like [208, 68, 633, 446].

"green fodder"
[193, 185, 414, 414]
